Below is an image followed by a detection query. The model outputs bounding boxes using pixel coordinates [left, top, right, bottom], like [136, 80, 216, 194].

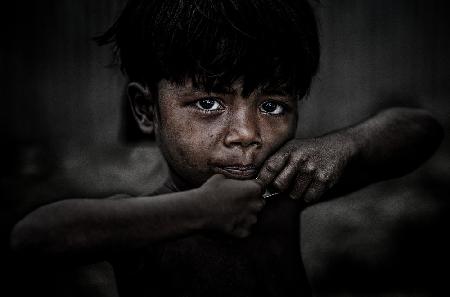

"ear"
[128, 82, 156, 135]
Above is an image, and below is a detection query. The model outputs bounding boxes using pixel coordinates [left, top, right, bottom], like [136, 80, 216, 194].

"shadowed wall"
[1, 0, 449, 148]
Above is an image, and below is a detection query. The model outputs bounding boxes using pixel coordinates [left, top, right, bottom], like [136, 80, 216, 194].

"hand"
[257, 132, 356, 203]
[196, 174, 265, 238]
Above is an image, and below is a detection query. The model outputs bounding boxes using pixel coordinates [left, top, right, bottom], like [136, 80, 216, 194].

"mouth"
[214, 164, 258, 179]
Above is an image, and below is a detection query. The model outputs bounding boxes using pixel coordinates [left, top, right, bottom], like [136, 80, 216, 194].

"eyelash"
[189, 98, 289, 116]
[259, 100, 288, 116]
[191, 97, 224, 113]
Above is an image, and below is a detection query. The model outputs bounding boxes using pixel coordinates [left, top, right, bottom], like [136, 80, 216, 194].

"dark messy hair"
[96, 0, 320, 99]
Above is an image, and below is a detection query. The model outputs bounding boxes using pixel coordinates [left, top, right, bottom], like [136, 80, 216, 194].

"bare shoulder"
[300, 170, 450, 296]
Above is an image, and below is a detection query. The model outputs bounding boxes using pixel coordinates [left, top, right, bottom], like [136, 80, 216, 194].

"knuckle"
[291, 153, 304, 164]
[273, 178, 287, 190]
[265, 161, 280, 173]
[305, 162, 316, 173]
[304, 189, 318, 203]
[316, 170, 330, 183]
[265, 154, 288, 172]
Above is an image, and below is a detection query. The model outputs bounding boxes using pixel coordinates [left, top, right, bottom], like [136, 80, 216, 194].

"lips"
[215, 164, 258, 179]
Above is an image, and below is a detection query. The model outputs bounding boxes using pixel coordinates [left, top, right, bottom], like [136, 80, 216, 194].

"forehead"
[157, 79, 291, 99]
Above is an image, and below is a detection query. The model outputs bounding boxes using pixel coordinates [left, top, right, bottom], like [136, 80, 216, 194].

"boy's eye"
[259, 100, 285, 115]
[195, 98, 223, 111]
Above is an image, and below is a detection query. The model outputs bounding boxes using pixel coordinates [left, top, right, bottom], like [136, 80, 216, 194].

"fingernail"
[289, 193, 298, 200]
[304, 196, 314, 204]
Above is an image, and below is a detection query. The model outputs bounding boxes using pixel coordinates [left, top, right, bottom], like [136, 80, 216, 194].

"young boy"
[10, 0, 443, 296]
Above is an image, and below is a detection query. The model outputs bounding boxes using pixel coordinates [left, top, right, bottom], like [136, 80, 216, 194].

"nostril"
[225, 133, 262, 148]
[242, 140, 262, 148]
[224, 112, 262, 147]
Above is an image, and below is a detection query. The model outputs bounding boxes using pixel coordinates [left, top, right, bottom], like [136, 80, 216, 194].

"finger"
[240, 179, 264, 198]
[257, 197, 266, 209]
[239, 216, 258, 236]
[272, 158, 298, 192]
[234, 229, 251, 239]
[249, 178, 264, 194]
[303, 180, 328, 204]
[289, 173, 313, 200]
[257, 152, 290, 188]
[234, 215, 257, 238]
[250, 197, 266, 211]
[245, 215, 258, 227]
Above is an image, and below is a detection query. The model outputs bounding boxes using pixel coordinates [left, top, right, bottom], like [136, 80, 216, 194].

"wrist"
[337, 126, 362, 165]
[189, 187, 213, 232]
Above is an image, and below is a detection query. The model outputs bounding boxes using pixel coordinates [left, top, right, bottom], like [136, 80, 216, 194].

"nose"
[224, 108, 262, 148]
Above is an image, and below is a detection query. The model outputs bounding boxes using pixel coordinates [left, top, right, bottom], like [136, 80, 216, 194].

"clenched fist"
[196, 174, 265, 238]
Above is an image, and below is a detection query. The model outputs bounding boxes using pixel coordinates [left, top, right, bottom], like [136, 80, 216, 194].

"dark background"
[1, 0, 449, 296]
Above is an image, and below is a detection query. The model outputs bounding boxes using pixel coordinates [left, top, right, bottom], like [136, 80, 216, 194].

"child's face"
[154, 79, 298, 187]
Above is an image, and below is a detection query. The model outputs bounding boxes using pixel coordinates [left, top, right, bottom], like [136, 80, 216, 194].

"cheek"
[157, 109, 220, 168]
[261, 116, 297, 152]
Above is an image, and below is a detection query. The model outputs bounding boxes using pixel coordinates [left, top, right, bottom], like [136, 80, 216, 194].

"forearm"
[339, 107, 443, 187]
[10, 189, 206, 261]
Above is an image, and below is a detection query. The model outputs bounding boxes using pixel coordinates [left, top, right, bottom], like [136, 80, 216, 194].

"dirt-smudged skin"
[150, 79, 298, 189]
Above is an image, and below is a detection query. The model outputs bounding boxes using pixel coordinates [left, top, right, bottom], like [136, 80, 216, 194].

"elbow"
[386, 106, 444, 152]
[10, 215, 48, 257]
[9, 200, 104, 263]
[9, 206, 68, 258]
[10, 218, 39, 256]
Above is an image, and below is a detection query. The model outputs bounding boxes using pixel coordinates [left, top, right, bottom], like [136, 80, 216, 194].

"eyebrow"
[257, 89, 289, 97]
[258, 85, 290, 97]
[206, 85, 238, 95]
[177, 85, 236, 97]
[181, 85, 290, 98]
